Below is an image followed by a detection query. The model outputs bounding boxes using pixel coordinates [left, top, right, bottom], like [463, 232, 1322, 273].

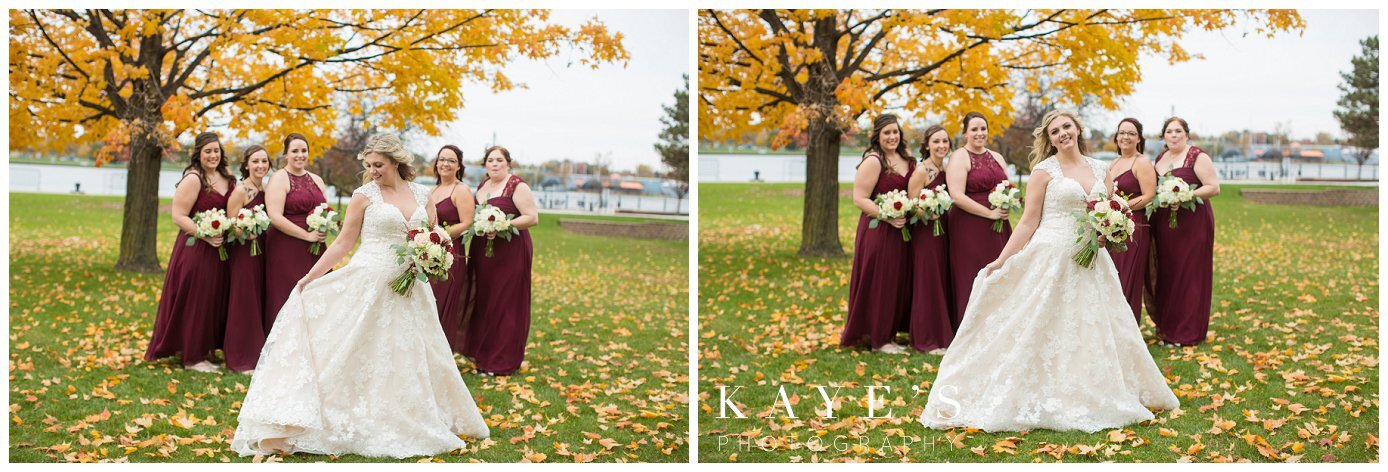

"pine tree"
[1333, 36, 1378, 179]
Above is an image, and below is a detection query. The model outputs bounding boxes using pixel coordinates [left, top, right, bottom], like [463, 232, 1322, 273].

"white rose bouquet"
[304, 203, 340, 255]
[187, 208, 231, 261]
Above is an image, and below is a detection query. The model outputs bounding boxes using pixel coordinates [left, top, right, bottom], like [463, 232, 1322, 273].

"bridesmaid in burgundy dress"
[944, 112, 1013, 325]
[145, 132, 234, 372]
[1105, 118, 1157, 323]
[1149, 117, 1220, 345]
[841, 114, 915, 354]
[429, 145, 476, 354]
[262, 133, 329, 328]
[223, 145, 272, 374]
[905, 124, 954, 353]
[461, 146, 537, 376]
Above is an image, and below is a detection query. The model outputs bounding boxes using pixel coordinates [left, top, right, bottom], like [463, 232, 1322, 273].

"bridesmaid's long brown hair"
[434, 144, 465, 181]
[862, 113, 912, 172]
[239, 144, 268, 181]
[1159, 117, 1191, 156]
[483, 145, 512, 169]
[918, 124, 951, 160]
[280, 132, 309, 168]
[1113, 118, 1146, 154]
[184, 131, 234, 192]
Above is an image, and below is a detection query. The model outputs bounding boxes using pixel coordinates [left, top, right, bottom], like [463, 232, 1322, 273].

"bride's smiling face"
[362, 152, 396, 182]
[1047, 115, 1079, 152]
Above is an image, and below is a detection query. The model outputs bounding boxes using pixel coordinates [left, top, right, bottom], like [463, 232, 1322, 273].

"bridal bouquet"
[912, 184, 953, 237]
[868, 189, 914, 241]
[987, 180, 1023, 232]
[1073, 192, 1136, 268]
[1145, 174, 1204, 228]
[228, 204, 271, 256]
[305, 203, 340, 255]
[389, 224, 456, 296]
[464, 204, 519, 257]
[188, 208, 231, 261]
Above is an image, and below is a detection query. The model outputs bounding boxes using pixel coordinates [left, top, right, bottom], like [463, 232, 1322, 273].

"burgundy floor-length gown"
[946, 150, 1012, 325]
[1108, 164, 1151, 323]
[145, 179, 232, 366]
[905, 170, 954, 351]
[432, 190, 471, 354]
[461, 175, 532, 375]
[224, 191, 268, 372]
[841, 159, 915, 349]
[263, 171, 326, 328]
[1149, 146, 1215, 345]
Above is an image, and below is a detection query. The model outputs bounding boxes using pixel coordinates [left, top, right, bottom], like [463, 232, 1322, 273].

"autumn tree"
[1334, 35, 1378, 178]
[10, 9, 627, 272]
[699, 9, 1303, 257]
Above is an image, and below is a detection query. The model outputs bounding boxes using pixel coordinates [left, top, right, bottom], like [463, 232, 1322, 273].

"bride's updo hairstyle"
[357, 133, 417, 183]
[1027, 110, 1088, 168]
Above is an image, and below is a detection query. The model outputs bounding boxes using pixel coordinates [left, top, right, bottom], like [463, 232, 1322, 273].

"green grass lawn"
[8, 192, 689, 463]
[697, 183, 1378, 463]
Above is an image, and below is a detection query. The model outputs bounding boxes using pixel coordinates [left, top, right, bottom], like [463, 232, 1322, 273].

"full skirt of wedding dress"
[919, 237, 1179, 433]
[230, 260, 491, 458]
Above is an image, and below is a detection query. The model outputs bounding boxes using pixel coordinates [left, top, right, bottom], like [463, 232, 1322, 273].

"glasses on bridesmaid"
[1116, 130, 1141, 137]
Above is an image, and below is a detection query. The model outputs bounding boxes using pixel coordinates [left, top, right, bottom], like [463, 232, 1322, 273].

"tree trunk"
[798, 119, 845, 258]
[796, 16, 848, 258]
[113, 128, 166, 273]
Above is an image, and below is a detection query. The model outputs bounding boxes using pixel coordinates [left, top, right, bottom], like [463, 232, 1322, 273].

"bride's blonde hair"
[1027, 110, 1088, 168]
[358, 133, 416, 183]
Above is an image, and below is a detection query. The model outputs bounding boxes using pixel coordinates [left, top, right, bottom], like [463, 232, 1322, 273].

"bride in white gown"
[231, 134, 489, 458]
[919, 111, 1179, 433]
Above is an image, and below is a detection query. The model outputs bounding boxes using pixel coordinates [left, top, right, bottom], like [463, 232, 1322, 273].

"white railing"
[533, 190, 689, 214]
[698, 154, 1379, 183]
[8, 163, 691, 215]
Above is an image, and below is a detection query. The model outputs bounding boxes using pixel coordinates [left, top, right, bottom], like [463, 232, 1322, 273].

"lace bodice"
[351, 181, 430, 267]
[1030, 156, 1108, 244]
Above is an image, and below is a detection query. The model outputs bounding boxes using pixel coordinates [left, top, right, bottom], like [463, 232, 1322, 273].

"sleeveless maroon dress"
[1108, 160, 1151, 323]
[841, 158, 914, 349]
[263, 171, 326, 329]
[461, 175, 532, 375]
[946, 150, 1012, 325]
[145, 178, 232, 366]
[1149, 146, 1215, 344]
[906, 169, 954, 351]
[432, 186, 471, 354]
[224, 191, 268, 372]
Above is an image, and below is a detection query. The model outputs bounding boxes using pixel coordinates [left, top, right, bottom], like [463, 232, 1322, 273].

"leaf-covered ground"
[697, 183, 1377, 463]
[9, 192, 689, 463]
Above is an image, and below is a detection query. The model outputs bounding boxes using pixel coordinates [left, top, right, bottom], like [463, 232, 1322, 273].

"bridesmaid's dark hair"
[281, 132, 309, 167]
[434, 145, 465, 182]
[862, 113, 912, 172]
[239, 144, 269, 181]
[183, 131, 234, 192]
[962, 111, 988, 134]
[1159, 116, 1191, 155]
[919, 124, 951, 160]
[483, 145, 512, 168]
[1113, 118, 1145, 154]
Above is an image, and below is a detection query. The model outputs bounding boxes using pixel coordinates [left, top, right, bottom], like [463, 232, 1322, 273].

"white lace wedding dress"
[918, 156, 1179, 433]
[231, 181, 490, 458]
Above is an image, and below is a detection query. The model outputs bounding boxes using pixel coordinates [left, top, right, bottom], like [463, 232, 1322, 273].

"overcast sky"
[1093, 9, 1377, 139]
[411, 9, 689, 172]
